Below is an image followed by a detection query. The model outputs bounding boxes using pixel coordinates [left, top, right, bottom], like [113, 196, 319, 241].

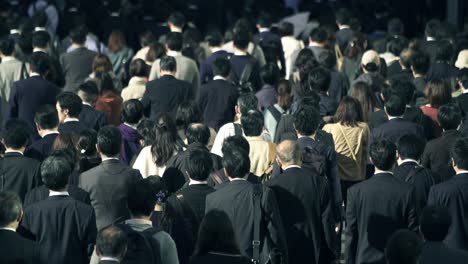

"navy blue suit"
[199, 50, 231, 84]
[25, 133, 58, 161]
[58, 120, 88, 134]
[79, 104, 108, 131]
[254, 31, 285, 75]
[371, 118, 425, 144]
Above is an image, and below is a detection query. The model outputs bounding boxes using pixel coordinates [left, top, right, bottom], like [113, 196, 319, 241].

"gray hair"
[276, 140, 301, 164]
[0, 192, 22, 227]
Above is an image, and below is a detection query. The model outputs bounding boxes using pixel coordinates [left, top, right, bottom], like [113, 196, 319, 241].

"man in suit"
[1, 119, 42, 202]
[95, 226, 127, 264]
[426, 41, 458, 83]
[410, 51, 430, 96]
[455, 69, 468, 116]
[77, 81, 108, 131]
[385, 230, 422, 264]
[60, 26, 98, 92]
[25, 105, 59, 161]
[371, 95, 425, 144]
[56, 91, 87, 134]
[20, 156, 97, 264]
[335, 8, 353, 53]
[422, 104, 464, 181]
[205, 147, 288, 263]
[419, 206, 468, 264]
[199, 31, 231, 84]
[32, 30, 65, 88]
[427, 137, 468, 250]
[345, 140, 418, 264]
[142, 56, 192, 119]
[5, 52, 59, 141]
[420, 19, 442, 64]
[0, 191, 40, 264]
[79, 126, 142, 230]
[266, 140, 338, 264]
[198, 58, 238, 131]
[149, 32, 200, 94]
[307, 27, 329, 62]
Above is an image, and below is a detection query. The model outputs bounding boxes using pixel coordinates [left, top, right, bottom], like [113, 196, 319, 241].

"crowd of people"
[0, 0, 468, 264]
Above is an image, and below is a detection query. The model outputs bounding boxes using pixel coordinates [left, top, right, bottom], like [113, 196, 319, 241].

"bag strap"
[233, 123, 242, 136]
[267, 106, 282, 123]
[337, 125, 359, 162]
[405, 165, 425, 182]
[0, 158, 4, 191]
[252, 184, 262, 264]
[239, 56, 256, 85]
[212, 170, 225, 185]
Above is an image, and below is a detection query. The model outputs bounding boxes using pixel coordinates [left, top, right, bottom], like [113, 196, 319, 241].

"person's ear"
[17, 209, 23, 223]
[36, 123, 41, 133]
[369, 157, 374, 166]
[223, 167, 229, 178]
[396, 151, 400, 161]
[96, 144, 101, 154]
[276, 157, 282, 168]
[63, 108, 69, 116]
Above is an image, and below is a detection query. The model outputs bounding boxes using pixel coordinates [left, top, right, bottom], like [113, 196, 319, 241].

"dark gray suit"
[60, 47, 97, 92]
[420, 241, 468, 264]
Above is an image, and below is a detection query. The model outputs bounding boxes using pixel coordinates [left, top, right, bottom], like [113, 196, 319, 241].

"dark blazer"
[199, 50, 231, 84]
[426, 62, 458, 83]
[420, 241, 468, 264]
[142, 75, 192, 119]
[197, 79, 238, 131]
[5, 76, 59, 140]
[456, 93, 468, 116]
[58, 120, 88, 134]
[230, 54, 262, 91]
[336, 27, 353, 52]
[79, 159, 142, 230]
[371, 118, 425, 144]
[318, 93, 338, 117]
[33, 50, 65, 88]
[329, 70, 349, 105]
[428, 173, 468, 251]
[345, 173, 418, 264]
[0, 229, 40, 264]
[420, 40, 440, 64]
[79, 104, 108, 131]
[20, 195, 97, 264]
[1, 152, 42, 202]
[208, 169, 261, 187]
[60, 47, 98, 92]
[170, 183, 215, 222]
[266, 167, 338, 264]
[23, 185, 91, 207]
[98, 260, 120, 264]
[190, 253, 251, 264]
[205, 180, 288, 263]
[25, 132, 58, 161]
[254, 30, 286, 75]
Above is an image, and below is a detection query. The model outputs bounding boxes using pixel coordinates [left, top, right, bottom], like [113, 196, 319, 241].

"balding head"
[186, 123, 210, 145]
[276, 140, 301, 168]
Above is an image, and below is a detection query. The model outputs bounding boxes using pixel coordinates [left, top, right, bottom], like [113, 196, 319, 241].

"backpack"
[229, 53, 257, 94]
[301, 141, 328, 179]
[116, 224, 161, 264]
[273, 114, 297, 143]
[233, 123, 243, 136]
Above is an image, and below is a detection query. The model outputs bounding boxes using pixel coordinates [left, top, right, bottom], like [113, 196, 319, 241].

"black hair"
[186, 123, 210, 145]
[279, 22, 294, 37]
[70, 26, 87, 44]
[387, 18, 404, 36]
[222, 148, 250, 178]
[237, 93, 258, 116]
[233, 27, 250, 50]
[420, 206, 451, 241]
[457, 68, 468, 89]
[435, 40, 453, 62]
[94, 72, 117, 94]
[187, 148, 213, 181]
[222, 135, 250, 154]
[260, 63, 280, 86]
[294, 105, 320, 136]
[96, 226, 127, 258]
[388, 79, 415, 105]
[318, 50, 336, 70]
[97, 125, 122, 156]
[308, 67, 331, 92]
[30, 51, 50, 76]
[41, 156, 71, 191]
[175, 101, 202, 130]
[160, 56, 177, 72]
[168, 12, 186, 28]
[77, 81, 99, 104]
[122, 99, 143, 125]
[205, 30, 223, 47]
[451, 137, 468, 170]
[309, 27, 328, 43]
[425, 19, 440, 38]
[257, 12, 273, 28]
[166, 32, 183, 52]
[137, 119, 155, 147]
[385, 95, 406, 117]
[0, 38, 14, 56]
[212, 57, 231, 77]
[335, 8, 352, 25]
[410, 51, 430, 75]
[334, 96, 364, 127]
[0, 191, 22, 227]
[437, 103, 462, 130]
[370, 140, 397, 171]
[385, 229, 422, 264]
[32, 30, 50, 48]
[396, 134, 425, 160]
[241, 110, 263, 136]
[151, 113, 181, 166]
[77, 129, 98, 157]
[33, 10, 48, 28]
[387, 37, 408, 56]
[56, 92, 83, 118]
[129, 59, 148, 77]
[127, 178, 158, 216]
[34, 105, 58, 130]
[3, 119, 29, 149]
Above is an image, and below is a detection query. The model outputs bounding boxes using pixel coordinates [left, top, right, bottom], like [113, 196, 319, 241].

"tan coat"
[121, 76, 147, 101]
[245, 136, 276, 177]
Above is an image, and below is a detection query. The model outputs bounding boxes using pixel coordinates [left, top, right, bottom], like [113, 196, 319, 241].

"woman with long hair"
[93, 72, 124, 126]
[421, 80, 452, 138]
[350, 81, 377, 122]
[264, 79, 293, 141]
[341, 32, 368, 83]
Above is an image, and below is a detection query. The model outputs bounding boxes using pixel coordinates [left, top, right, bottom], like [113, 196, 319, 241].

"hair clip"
[156, 191, 167, 203]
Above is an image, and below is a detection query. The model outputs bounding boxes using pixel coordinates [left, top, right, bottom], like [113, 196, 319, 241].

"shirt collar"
[213, 75, 226, 80]
[339, 25, 350, 30]
[102, 157, 119, 162]
[398, 158, 419, 166]
[456, 170, 468, 175]
[211, 47, 223, 53]
[259, 28, 270, 33]
[43, 130, 59, 137]
[284, 165, 301, 170]
[5, 150, 23, 155]
[10, 29, 20, 34]
[123, 123, 138, 130]
[34, 27, 47, 32]
[230, 177, 247, 182]
[167, 50, 181, 57]
[100, 257, 120, 262]
[234, 50, 248, 56]
[63, 117, 79, 123]
[463, 89, 468, 94]
[0, 227, 16, 232]
[388, 116, 404, 120]
[309, 42, 323, 48]
[82, 102, 92, 107]
[30, 72, 41, 77]
[1, 56, 15, 62]
[33, 47, 48, 53]
[374, 169, 394, 175]
[426, 36, 436, 41]
[125, 218, 153, 226]
[49, 190, 70, 197]
[189, 179, 208, 185]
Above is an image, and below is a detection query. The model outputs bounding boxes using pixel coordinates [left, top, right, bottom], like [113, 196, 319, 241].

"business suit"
[336, 27, 353, 52]
[254, 30, 286, 75]
[345, 172, 418, 264]
[266, 166, 338, 264]
[0, 229, 40, 264]
[208, 169, 261, 187]
[142, 75, 192, 119]
[427, 173, 468, 250]
[25, 132, 58, 161]
[199, 50, 231, 84]
[79, 159, 142, 230]
[370, 107, 433, 139]
[230, 54, 262, 92]
[169, 183, 215, 222]
[58, 120, 88, 134]
[79, 104, 108, 131]
[420, 40, 440, 64]
[420, 241, 468, 264]
[0, 57, 23, 128]
[60, 47, 97, 92]
[20, 195, 97, 264]
[197, 78, 238, 131]
[33, 50, 65, 88]
[205, 180, 288, 263]
[24, 184, 91, 207]
[371, 118, 425, 144]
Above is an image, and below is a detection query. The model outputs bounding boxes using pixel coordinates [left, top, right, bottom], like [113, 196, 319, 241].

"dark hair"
[194, 210, 241, 256]
[151, 113, 180, 166]
[56, 92, 83, 118]
[96, 226, 127, 258]
[385, 229, 422, 264]
[420, 206, 451, 241]
[425, 19, 440, 38]
[318, 50, 336, 70]
[435, 40, 453, 62]
[186, 123, 210, 145]
[279, 22, 294, 37]
[385, 95, 406, 117]
[137, 119, 155, 147]
[205, 30, 223, 47]
[233, 27, 250, 50]
[92, 54, 113, 73]
[351, 81, 376, 122]
[295, 49, 318, 83]
[0, 38, 15, 56]
[212, 57, 231, 77]
[387, 37, 408, 57]
[241, 110, 264, 136]
[168, 12, 186, 28]
[160, 56, 177, 72]
[30, 51, 50, 76]
[257, 12, 273, 28]
[41, 156, 71, 191]
[166, 32, 183, 51]
[308, 67, 331, 92]
[370, 140, 396, 171]
[139, 31, 155, 47]
[346, 33, 367, 59]
[309, 27, 328, 43]
[34, 105, 58, 130]
[335, 8, 352, 25]
[52, 133, 79, 163]
[334, 97, 364, 126]
[187, 149, 213, 181]
[410, 52, 430, 75]
[77, 81, 99, 104]
[122, 99, 143, 125]
[32, 30, 50, 48]
[127, 178, 158, 216]
[276, 80, 292, 110]
[437, 103, 462, 130]
[237, 93, 258, 116]
[388, 79, 415, 105]
[77, 129, 98, 157]
[387, 18, 404, 36]
[222, 148, 250, 178]
[294, 105, 320, 136]
[129, 59, 148, 77]
[3, 119, 29, 149]
[451, 137, 468, 170]
[0, 192, 22, 227]
[175, 101, 202, 131]
[260, 63, 280, 86]
[97, 125, 122, 156]
[70, 26, 87, 44]
[396, 134, 425, 160]
[458, 68, 468, 89]
[222, 135, 250, 154]
[146, 42, 166, 63]
[107, 30, 127, 53]
[426, 80, 452, 108]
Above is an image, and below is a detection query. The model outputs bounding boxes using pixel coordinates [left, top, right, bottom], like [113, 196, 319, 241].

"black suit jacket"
[79, 159, 142, 230]
[0, 229, 40, 264]
[142, 75, 192, 119]
[79, 104, 108, 131]
[266, 167, 338, 264]
[58, 120, 88, 134]
[170, 184, 215, 222]
[199, 50, 231, 84]
[20, 195, 97, 264]
[371, 118, 425, 144]
[420, 241, 468, 264]
[25, 133, 58, 161]
[205, 180, 288, 263]
[456, 93, 468, 115]
[345, 173, 418, 264]
[428, 173, 468, 251]
[1, 152, 42, 202]
[23, 185, 91, 207]
[336, 28, 353, 52]
[370, 107, 433, 139]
